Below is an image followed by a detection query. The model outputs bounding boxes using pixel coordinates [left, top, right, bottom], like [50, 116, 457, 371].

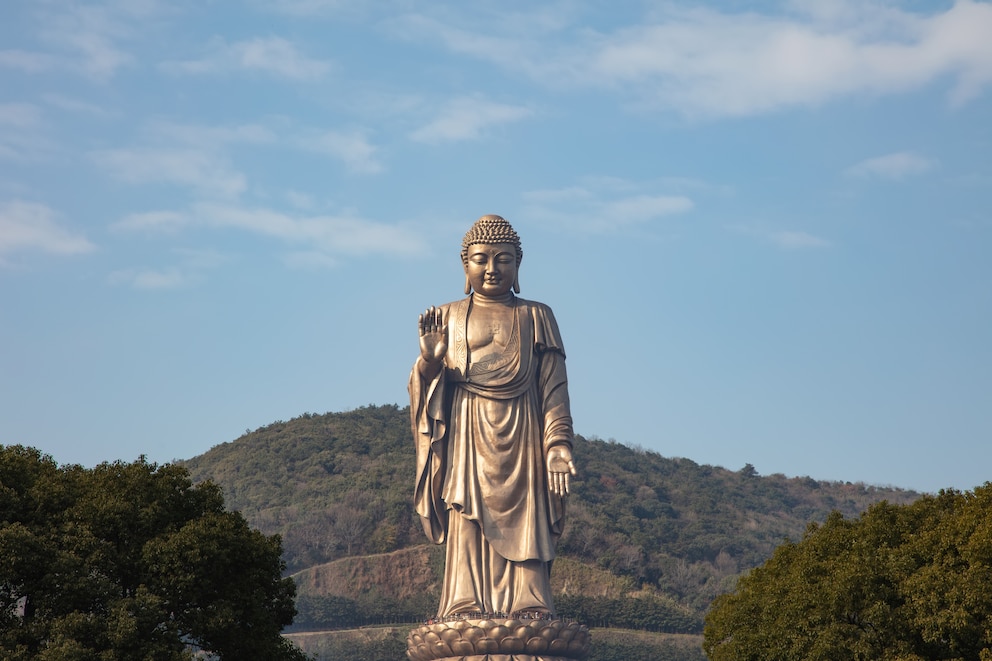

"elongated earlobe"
[513, 274, 520, 294]
[464, 274, 472, 295]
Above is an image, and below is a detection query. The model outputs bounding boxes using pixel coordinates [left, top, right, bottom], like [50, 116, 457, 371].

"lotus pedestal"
[406, 617, 590, 661]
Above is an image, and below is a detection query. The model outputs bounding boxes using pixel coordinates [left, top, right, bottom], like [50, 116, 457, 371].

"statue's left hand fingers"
[549, 470, 569, 497]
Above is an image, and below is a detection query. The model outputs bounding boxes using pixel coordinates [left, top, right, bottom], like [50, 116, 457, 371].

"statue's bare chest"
[465, 306, 511, 354]
[465, 298, 518, 362]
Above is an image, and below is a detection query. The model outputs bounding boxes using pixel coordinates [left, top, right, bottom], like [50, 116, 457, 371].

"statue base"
[406, 616, 590, 660]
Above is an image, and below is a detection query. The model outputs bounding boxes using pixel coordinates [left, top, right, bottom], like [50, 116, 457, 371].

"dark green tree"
[0, 446, 308, 660]
[703, 485, 992, 661]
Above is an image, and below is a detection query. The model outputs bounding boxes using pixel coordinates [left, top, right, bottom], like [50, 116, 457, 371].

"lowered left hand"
[547, 445, 577, 497]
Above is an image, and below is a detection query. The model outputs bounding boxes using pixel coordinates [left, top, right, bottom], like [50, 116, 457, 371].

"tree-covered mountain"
[182, 404, 920, 629]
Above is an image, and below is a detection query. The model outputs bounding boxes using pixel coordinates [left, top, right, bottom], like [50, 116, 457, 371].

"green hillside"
[182, 404, 919, 630]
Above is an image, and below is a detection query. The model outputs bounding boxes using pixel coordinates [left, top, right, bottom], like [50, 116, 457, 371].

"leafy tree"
[0, 446, 308, 660]
[703, 485, 992, 661]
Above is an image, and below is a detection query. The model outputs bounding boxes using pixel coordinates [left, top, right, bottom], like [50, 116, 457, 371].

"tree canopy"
[703, 484, 992, 661]
[0, 446, 307, 661]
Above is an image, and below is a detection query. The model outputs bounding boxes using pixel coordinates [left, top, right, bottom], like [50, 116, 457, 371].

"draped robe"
[409, 295, 574, 617]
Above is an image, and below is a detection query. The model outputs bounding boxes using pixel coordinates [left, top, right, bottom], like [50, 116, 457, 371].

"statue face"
[464, 242, 518, 297]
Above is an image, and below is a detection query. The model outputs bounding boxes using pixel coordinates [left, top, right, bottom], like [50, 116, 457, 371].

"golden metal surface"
[410, 215, 578, 619]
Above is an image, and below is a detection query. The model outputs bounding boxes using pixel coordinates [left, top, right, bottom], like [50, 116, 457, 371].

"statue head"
[461, 214, 522, 295]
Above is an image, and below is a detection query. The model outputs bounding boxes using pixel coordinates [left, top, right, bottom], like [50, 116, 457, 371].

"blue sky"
[2, 0, 990, 494]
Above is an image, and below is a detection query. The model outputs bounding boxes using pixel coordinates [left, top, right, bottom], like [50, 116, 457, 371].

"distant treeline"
[291, 592, 702, 635]
[290, 593, 435, 630]
[556, 594, 702, 634]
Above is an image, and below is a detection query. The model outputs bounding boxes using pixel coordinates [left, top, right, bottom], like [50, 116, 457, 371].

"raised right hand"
[419, 306, 447, 365]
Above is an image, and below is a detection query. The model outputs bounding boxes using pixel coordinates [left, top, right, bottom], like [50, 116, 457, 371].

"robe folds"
[409, 295, 574, 617]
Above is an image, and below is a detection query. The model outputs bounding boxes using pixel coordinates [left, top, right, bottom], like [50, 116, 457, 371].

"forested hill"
[182, 404, 919, 617]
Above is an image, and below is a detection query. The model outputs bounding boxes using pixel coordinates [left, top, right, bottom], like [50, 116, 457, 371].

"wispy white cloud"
[608, 194, 695, 219]
[389, 10, 575, 82]
[400, 0, 992, 119]
[93, 118, 383, 201]
[112, 200, 429, 262]
[0, 200, 96, 261]
[92, 148, 247, 198]
[283, 250, 339, 270]
[729, 224, 833, 249]
[768, 230, 832, 249]
[163, 36, 332, 80]
[37, 2, 149, 80]
[304, 130, 383, 174]
[255, 0, 359, 17]
[0, 103, 54, 161]
[2, 1, 169, 80]
[108, 249, 228, 290]
[143, 119, 277, 148]
[410, 96, 533, 143]
[43, 94, 118, 118]
[522, 177, 694, 233]
[0, 49, 59, 73]
[49, 21, 133, 80]
[845, 151, 937, 180]
[286, 191, 316, 210]
[612, 1, 992, 116]
[111, 210, 190, 233]
[192, 202, 426, 255]
[90, 120, 278, 198]
[0, 103, 42, 128]
[109, 266, 190, 290]
[146, 118, 379, 175]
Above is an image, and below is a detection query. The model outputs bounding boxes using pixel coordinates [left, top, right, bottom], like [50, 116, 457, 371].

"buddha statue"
[409, 214, 577, 619]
